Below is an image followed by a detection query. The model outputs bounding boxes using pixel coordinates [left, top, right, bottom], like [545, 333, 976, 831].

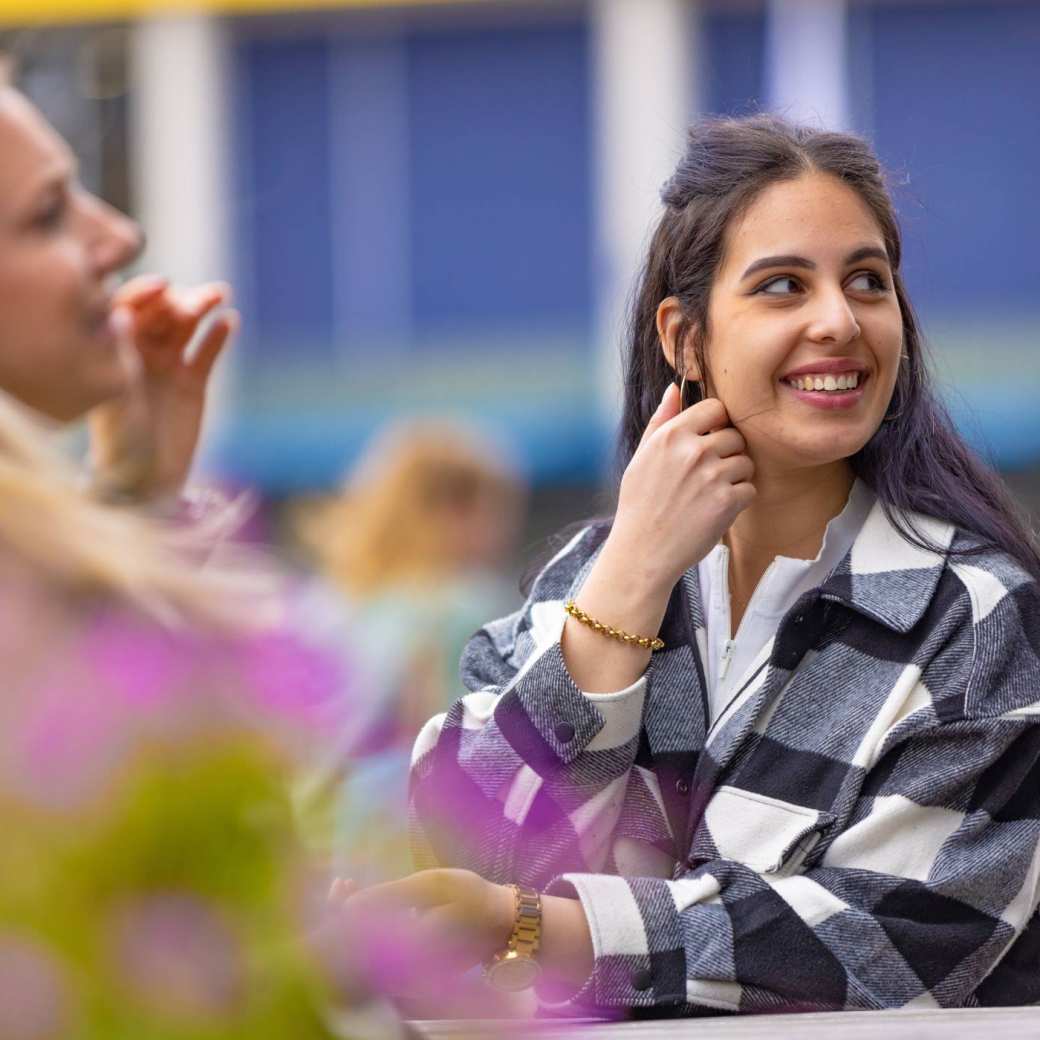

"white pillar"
[129, 14, 234, 467]
[592, 0, 699, 432]
[766, 0, 850, 129]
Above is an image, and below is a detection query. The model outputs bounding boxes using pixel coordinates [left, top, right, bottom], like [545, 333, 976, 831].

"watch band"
[509, 885, 542, 958]
[483, 884, 543, 991]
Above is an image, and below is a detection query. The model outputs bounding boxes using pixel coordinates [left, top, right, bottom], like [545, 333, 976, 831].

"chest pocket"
[689, 785, 836, 877]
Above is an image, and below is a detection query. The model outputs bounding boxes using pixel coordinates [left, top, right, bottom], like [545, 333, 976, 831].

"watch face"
[487, 953, 541, 992]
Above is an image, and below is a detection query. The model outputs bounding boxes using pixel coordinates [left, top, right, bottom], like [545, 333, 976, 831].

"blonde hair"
[0, 391, 280, 629]
[297, 421, 520, 598]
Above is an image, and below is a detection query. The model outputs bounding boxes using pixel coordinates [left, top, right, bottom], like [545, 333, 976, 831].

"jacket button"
[631, 968, 653, 992]
[554, 722, 576, 744]
[675, 778, 690, 795]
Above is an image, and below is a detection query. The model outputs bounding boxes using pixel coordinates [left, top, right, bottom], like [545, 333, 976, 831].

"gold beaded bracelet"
[564, 600, 665, 652]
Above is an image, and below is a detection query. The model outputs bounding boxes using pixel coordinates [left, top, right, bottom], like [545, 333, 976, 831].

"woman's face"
[0, 88, 142, 421]
[683, 171, 904, 474]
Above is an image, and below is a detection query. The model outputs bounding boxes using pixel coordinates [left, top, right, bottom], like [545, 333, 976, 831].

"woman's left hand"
[327, 868, 515, 999]
[88, 275, 238, 501]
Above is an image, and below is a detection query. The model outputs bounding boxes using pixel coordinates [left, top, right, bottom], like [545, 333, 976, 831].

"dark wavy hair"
[619, 114, 1040, 581]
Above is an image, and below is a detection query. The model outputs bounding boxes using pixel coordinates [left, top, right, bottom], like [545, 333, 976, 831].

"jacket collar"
[819, 499, 955, 633]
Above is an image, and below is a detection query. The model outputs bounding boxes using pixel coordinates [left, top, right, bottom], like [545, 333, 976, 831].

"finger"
[130, 290, 177, 341]
[731, 480, 757, 512]
[111, 306, 143, 382]
[186, 311, 238, 380]
[113, 274, 168, 309]
[638, 383, 681, 449]
[185, 282, 232, 321]
[328, 877, 358, 907]
[717, 453, 755, 485]
[702, 426, 747, 459]
[681, 396, 731, 434]
[342, 870, 445, 918]
[136, 285, 224, 343]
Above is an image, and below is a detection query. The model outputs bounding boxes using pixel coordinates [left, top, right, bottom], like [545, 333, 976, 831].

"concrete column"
[128, 14, 234, 465]
[592, 0, 699, 434]
[766, 0, 850, 129]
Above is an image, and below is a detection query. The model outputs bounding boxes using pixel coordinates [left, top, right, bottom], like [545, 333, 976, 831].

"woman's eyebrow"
[740, 245, 890, 282]
[845, 245, 890, 266]
[740, 254, 815, 280]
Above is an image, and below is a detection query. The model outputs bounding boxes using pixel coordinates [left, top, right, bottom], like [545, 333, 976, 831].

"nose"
[806, 287, 861, 346]
[79, 189, 145, 276]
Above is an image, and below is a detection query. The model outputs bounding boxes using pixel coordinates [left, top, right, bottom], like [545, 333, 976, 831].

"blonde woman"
[0, 80, 235, 506]
[0, 81, 416, 1038]
[294, 422, 524, 878]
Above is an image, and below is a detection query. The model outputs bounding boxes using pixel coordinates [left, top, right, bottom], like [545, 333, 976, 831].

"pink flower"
[0, 933, 73, 1040]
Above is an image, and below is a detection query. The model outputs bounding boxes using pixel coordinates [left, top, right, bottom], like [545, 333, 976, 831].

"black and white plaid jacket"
[410, 499, 1040, 1014]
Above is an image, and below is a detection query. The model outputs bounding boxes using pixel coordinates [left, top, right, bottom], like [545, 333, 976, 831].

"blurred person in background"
[292, 421, 525, 882]
[0, 76, 421, 1039]
[0, 78, 235, 510]
[337, 116, 1040, 1019]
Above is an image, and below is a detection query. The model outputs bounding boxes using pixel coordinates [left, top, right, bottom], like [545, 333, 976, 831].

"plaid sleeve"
[409, 524, 651, 887]
[547, 604, 1040, 1013]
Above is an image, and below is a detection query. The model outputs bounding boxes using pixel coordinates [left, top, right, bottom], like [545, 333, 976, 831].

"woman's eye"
[846, 271, 888, 293]
[756, 275, 802, 296]
[35, 195, 68, 231]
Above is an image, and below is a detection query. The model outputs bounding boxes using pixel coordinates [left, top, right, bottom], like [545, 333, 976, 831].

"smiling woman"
[0, 78, 376, 1039]
[0, 84, 243, 501]
[348, 116, 1040, 1020]
[0, 86, 141, 421]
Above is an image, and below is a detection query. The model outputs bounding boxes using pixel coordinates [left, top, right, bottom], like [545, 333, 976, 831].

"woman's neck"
[723, 460, 855, 635]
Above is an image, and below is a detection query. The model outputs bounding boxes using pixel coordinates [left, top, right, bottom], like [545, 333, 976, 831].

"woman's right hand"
[560, 383, 754, 695]
[608, 382, 756, 591]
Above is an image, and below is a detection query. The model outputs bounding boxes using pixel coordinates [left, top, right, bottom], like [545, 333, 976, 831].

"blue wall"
[226, 17, 595, 490]
[861, 0, 1040, 317]
[701, 1, 767, 117]
[407, 25, 592, 344]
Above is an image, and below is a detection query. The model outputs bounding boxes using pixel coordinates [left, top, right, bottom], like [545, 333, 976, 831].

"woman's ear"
[655, 296, 700, 379]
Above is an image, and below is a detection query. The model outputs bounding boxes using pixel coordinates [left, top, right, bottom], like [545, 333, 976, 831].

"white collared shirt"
[697, 479, 876, 722]
[578, 481, 876, 720]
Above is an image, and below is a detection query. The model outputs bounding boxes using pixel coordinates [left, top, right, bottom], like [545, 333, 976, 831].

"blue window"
[232, 36, 336, 359]
[700, 0, 767, 117]
[860, 0, 1040, 316]
[406, 23, 593, 346]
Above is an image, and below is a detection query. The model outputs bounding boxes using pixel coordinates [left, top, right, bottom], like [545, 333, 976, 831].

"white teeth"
[787, 371, 863, 392]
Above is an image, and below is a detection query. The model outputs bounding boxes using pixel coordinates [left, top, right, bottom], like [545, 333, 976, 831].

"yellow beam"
[0, 0, 485, 28]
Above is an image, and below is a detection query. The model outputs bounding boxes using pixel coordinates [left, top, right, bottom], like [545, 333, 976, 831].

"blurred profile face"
[0, 87, 142, 421]
[678, 171, 904, 474]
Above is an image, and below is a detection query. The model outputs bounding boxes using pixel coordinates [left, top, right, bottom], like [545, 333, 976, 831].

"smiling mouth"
[783, 371, 865, 394]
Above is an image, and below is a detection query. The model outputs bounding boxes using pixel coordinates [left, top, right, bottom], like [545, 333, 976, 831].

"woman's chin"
[751, 429, 872, 473]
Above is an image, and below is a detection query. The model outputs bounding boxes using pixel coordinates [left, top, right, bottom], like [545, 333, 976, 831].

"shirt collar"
[819, 496, 956, 632]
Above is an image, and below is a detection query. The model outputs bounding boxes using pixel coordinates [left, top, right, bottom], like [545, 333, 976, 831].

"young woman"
[0, 82, 417, 1038]
[340, 116, 1040, 1015]
[0, 82, 235, 502]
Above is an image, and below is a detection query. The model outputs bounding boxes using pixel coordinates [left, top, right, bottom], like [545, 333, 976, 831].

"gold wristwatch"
[483, 885, 542, 992]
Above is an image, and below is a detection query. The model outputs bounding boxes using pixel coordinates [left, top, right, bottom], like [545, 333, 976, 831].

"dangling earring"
[678, 373, 704, 411]
[883, 348, 913, 423]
